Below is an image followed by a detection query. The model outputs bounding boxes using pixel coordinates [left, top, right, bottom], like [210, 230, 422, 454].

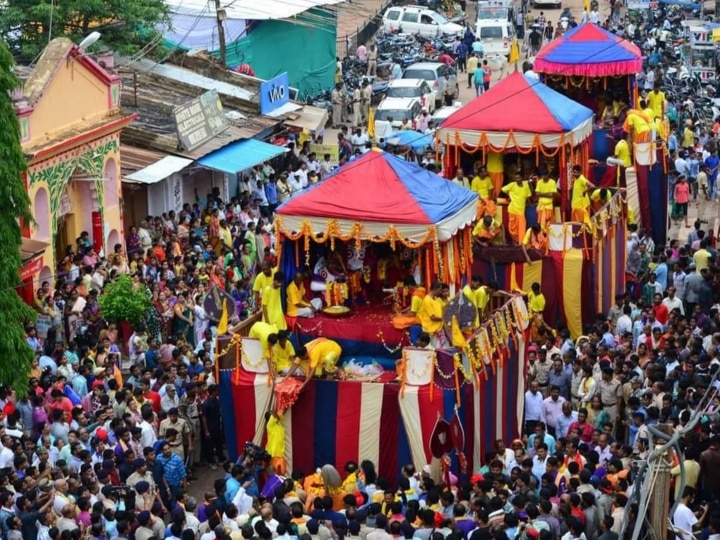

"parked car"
[382, 5, 464, 37]
[402, 62, 459, 109]
[374, 97, 424, 144]
[385, 78, 438, 112]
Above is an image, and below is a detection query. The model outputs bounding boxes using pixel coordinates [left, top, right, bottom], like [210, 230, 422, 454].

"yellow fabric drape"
[522, 261, 543, 293]
[563, 249, 584, 339]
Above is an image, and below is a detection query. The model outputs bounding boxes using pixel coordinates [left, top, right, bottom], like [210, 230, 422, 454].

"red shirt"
[653, 303, 669, 325]
[567, 421, 595, 444]
[144, 391, 161, 413]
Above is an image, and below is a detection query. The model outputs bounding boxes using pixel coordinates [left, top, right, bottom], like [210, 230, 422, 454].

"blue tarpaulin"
[197, 139, 286, 174]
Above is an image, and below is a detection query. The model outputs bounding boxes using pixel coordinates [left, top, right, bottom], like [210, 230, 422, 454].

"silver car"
[403, 62, 459, 109]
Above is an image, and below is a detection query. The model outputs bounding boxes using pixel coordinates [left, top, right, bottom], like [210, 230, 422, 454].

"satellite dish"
[78, 31, 101, 50]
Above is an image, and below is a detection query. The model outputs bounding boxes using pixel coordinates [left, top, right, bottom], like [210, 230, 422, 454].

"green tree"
[0, 40, 37, 394]
[0, 0, 170, 62]
[98, 275, 152, 327]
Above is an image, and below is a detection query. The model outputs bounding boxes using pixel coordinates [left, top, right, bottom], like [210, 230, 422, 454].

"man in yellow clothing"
[286, 272, 322, 318]
[471, 166, 497, 219]
[264, 411, 286, 475]
[263, 271, 288, 331]
[607, 136, 631, 168]
[500, 173, 533, 244]
[590, 188, 612, 212]
[253, 262, 274, 309]
[462, 275, 491, 325]
[571, 166, 595, 226]
[533, 170, 557, 229]
[417, 282, 446, 347]
[522, 223, 548, 252]
[272, 330, 296, 375]
[288, 338, 343, 389]
[527, 282, 546, 341]
[623, 107, 651, 143]
[646, 82, 666, 120]
[248, 320, 279, 374]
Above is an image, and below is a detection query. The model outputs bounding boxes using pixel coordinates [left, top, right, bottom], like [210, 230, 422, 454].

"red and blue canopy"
[436, 71, 593, 151]
[534, 23, 642, 77]
[275, 151, 477, 243]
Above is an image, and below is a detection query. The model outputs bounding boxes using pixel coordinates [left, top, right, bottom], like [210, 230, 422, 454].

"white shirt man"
[525, 382, 544, 424]
[137, 418, 157, 449]
[541, 392, 566, 433]
[616, 311, 633, 338]
[662, 290, 684, 315]
[673, 499, 698, 540]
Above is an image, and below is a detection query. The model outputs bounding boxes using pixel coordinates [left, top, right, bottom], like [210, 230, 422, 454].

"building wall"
[20, 42, 126, 291]
[27, 60, 114, 147]
[27, 134, 124, 285]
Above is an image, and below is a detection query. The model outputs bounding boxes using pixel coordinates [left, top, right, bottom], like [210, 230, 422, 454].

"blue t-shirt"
[474, 68, 486, 86]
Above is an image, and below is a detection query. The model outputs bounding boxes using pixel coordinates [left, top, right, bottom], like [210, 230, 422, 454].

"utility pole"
[648, 423, 674, 540]
[215, 0, 227, 66]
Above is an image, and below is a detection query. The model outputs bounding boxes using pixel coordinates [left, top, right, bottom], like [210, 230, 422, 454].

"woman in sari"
[82, 289, 105, 337]
[172, 292, 194, 346]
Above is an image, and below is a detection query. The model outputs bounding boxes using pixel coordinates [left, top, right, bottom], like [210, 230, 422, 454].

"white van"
[382, 6, 464, 37]
[476, 0, 518, 23]
[475, 18, 517, 60]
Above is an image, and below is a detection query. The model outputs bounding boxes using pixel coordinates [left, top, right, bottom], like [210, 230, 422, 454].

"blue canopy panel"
[197, 139, 287, 174]
[526, 76, 594, 131]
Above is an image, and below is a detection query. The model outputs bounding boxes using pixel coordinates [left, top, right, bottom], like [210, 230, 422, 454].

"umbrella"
[386, 130, 433, 150]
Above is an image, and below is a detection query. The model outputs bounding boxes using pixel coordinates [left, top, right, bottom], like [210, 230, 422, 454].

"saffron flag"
[367, 106, 375, 139]
[217, 299, 229, 336]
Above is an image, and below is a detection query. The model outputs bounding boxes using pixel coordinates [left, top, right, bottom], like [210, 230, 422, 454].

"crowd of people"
[10, 4, 720, 540]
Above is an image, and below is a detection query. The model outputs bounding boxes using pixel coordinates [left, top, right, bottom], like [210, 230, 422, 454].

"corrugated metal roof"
[124, 58, 256, 102]
[120, 145, 166, 176]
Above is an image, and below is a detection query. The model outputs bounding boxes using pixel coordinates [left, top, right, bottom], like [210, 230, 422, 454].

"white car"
[382, 6, 464, 37]
[385, 79, 437, 113]
[374, 97, 423, 141]
[402, 62, 459, 109]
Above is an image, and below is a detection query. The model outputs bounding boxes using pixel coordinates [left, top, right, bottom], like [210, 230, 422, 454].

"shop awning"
[283, 106, 329, 133]
[197, 139, 287, 174]
[20, 237, 49, 281]
[124, 155, 194, 184]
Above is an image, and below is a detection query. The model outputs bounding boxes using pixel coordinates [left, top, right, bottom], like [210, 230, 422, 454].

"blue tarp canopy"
[197, 139, 287, 174]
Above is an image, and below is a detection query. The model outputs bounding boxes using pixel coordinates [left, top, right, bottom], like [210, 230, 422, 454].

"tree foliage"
[98, 275, 153, 327]
[0, 0, 170, 62]
[0, 41, 37, 394]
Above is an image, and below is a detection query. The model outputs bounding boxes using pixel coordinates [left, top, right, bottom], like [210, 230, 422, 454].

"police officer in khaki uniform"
[598, 367, 623, 424]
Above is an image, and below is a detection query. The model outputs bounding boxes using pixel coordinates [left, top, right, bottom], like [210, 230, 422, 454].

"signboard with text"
[309, 144, 339, 164]
[173, 90, 228, 151]
[260, 72, 290, 115]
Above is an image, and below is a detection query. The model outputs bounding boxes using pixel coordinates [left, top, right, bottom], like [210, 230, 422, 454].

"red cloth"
[275, 378, 304, 414]
[295, 306, 409, 349]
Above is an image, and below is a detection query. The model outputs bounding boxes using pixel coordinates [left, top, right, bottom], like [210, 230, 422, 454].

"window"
[402, 11, 419, 23]
[403, 69, 436, 82]
[420, 14, 435, 24]
[376, 109, 411, 121]
[480, 26, 504, 39]
[386, 9, 400, 20]
[387, 87, 422, 98]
